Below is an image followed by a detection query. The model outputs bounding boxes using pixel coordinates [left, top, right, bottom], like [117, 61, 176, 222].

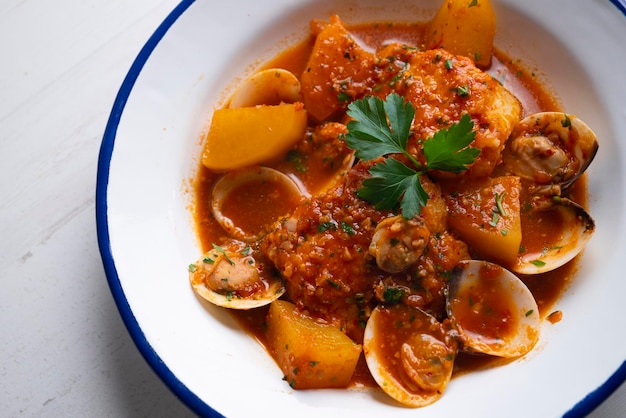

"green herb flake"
[326, 279, 342, 289]
[562, 114, 572, 129]
[469, 0, 478, 6]
[531, 259, 546, 267]
[318, 221, 338, 233]
[525, 309, 534, 317]
[456, 85, 470, 97]
[495, 192, 508, 217]
[212, 243, 235, 265]
[340, 221, 355, 235]
[286, 150, 307, 173]
[188, 264, 197, 272]
[383, 287, 404, 304]
[337, 91, 352, 103]
[444, 59, 454, 70]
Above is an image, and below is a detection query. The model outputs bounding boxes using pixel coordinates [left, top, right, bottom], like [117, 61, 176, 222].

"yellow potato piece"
[266, 300, 362, 389]
[443, 176, 522, 266]
[201, 103, 307, 171]
[426, 0, 496, 67]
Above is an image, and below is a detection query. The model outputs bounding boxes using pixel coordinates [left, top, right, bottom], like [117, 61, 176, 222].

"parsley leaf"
[345, 93, 478, 219]
[345, 93, 415, 161]
[358, 158, 429, 217]
[423, 114, 479, 172]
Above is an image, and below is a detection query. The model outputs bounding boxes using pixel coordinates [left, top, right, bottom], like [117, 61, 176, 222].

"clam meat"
[368, 215, 431, 274]
[189, 240, 285, 309]
[363, 304, 456, 407]
[500, 112, 598, 191]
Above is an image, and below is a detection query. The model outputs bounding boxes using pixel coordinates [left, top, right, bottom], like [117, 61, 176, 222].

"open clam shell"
[513, 195, 595, 275]
[447, 260, 540, 358]
[211, 166, 305, 242]
[501, 112, 598, 190]
[363, 304, 456, 407]
[228, 68, 302, 109]
[189, 242, 285, 310]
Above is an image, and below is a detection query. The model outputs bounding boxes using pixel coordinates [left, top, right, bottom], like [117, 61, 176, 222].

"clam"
[228, 68, 302, 109]
[189, 240, 285, 309]
[368, 215, 430, 274]
[363, 304, 456, 407]
[512, 194, 595, 275]
[211, 166, 306, 242]
[501, 112, 598, 190]
[446, 260, 540, 358]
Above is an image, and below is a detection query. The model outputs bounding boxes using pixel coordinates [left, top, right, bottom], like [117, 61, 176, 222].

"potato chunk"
[266, 300, 362, 389]
[201, 103, 307, 171]
[426, 0, 496, 67]
[300, 15, 377, 122]
[442, 176, 522, 265]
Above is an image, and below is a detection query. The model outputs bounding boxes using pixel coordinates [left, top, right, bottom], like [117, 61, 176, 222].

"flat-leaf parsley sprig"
[344, 93, 479, 219]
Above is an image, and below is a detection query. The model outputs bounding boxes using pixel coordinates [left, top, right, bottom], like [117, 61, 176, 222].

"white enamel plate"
[97, 1, 626, 416]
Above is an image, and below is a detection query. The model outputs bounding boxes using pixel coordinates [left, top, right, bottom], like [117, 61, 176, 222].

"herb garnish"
[495, 192, 507, 217]
[212, 243, 235, 265]
[345, 93, 479, 218]
[383, 286, 404, 304]
[562, 114, 572, 129]
[530, 259, 546, 267]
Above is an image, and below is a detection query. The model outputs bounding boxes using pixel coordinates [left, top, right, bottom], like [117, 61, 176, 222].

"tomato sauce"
[450, 279, 516, 342]
[219, 175, 302, 237]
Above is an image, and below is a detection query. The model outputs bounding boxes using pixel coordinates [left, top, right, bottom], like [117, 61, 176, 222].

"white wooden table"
[1, 1, 624, 416]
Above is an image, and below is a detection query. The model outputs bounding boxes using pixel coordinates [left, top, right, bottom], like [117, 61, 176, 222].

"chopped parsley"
[531, 259, 546, 267]
[383, 287, 404, 304]
[562, 114, 572, 129]
[212, 243, 235, 265]
[340, 221, 355, 235]
[495, 192, 507, 217]
[456, 85, 470, 97]
[337, 91, 352, 103]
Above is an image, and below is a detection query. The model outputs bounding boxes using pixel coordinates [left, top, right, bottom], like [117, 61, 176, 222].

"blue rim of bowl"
[95, 1, 626, 417]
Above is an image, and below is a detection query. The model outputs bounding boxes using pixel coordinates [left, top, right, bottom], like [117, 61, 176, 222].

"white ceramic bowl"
[96, 1, 626, 416]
